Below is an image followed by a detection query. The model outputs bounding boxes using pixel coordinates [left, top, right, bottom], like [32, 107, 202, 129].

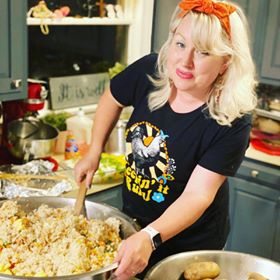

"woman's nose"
[182, 50, 194, 69]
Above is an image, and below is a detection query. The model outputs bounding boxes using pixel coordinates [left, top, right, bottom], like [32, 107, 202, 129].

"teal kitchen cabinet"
[226, 159, 280, 262]
[260, 0, 280, 84]
[0, 0, 27, 101]
[86, 185, 123, 210]
[235, 0, 280, 85]
[234, 0, 267, 76]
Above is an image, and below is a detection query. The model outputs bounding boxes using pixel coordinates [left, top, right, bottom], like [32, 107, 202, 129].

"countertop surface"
[245, 144, 280, 167]
[60, 144, 279, 199]
[52, 154, 122, 198]
[0, 144, 278, 199]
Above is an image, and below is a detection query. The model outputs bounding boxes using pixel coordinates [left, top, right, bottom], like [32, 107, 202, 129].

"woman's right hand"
[74, 149, 101, 188]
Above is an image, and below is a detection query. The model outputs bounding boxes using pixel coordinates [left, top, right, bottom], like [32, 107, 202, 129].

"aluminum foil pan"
[0, 160, 72, 199]
[144, 250, 280, 280]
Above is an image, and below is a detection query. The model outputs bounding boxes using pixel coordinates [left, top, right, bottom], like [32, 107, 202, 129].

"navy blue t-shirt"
[110, 53, 251, 267]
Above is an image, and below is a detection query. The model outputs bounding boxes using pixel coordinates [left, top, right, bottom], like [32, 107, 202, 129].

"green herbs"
[41, 112, 72, 131]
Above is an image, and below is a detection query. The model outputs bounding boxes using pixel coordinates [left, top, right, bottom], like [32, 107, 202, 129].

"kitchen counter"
[61, 178, 122, 199]
[58, 143, 280, 199]
[51, 154, 123, 198]
[245, 144, 280, 167]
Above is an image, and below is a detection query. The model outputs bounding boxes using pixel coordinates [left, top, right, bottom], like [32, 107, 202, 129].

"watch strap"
[141, 225, 162, 250]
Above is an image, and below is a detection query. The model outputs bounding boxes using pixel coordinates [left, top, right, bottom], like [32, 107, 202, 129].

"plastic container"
[64, 131, 80, 160]
[66, 108, 93, 145]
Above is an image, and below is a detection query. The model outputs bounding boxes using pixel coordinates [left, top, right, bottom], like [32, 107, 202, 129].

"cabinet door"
[86, 186, 123, 210]
[261, 0, 280, 81]
[235, 0, 268, 77]
[0, 0, 27, 101]
[227, 177, 280, 262]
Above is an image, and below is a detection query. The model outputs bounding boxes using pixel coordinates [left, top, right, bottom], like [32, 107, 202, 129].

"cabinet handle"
[11, 79, 22, 89]
[251, 170, 259, 178]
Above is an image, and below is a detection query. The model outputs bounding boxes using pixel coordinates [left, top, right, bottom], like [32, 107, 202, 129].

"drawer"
[236, 159, 280, 188]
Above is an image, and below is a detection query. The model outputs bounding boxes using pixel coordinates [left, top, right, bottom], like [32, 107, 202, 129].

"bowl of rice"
[0, 197, 138, 279]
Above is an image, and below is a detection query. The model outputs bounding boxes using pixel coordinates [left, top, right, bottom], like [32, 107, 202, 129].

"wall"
[152, 0, 178, 52]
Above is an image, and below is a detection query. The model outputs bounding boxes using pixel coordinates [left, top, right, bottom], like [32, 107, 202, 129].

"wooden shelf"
[27, 17, 131, 26]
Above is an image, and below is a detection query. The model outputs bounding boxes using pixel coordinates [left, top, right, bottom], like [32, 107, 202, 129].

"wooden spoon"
[74, 180, 88, 216]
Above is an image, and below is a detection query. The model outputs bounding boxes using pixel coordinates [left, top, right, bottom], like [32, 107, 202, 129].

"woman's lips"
[176, 69, 194, 79]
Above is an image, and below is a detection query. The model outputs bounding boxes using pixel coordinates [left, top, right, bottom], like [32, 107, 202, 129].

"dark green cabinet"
[234, 0, 267, 75]
[260, 0, 280, 83]
[227, 159, 280, 262]
[0, 0, 27, 101]
[86, 185, 123, 210]
[235, 0, 280, 85]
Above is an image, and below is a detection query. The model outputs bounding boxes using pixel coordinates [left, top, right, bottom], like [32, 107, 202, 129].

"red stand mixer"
[1, 80, 48, 163]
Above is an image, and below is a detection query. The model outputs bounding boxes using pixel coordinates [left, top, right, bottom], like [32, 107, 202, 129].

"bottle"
[66, 108, 93, 145]
[64, 131, 80, 160]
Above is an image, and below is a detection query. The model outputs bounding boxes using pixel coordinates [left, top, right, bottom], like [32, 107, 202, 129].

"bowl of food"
[0, 197, 138, 279]
[61, 153, 126, 184]
[144, 250, 280, 280]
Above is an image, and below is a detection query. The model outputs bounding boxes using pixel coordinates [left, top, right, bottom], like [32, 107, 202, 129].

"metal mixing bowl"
[0, 197, 138, 280]
[144, 250, 280, 280]
[7, 117, 58, 161]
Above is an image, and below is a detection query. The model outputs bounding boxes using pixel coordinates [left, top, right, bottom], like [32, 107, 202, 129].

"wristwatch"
[141, 225, 162, 250]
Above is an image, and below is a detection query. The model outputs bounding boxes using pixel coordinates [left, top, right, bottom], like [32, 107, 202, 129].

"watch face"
[153, 233, 162, 249]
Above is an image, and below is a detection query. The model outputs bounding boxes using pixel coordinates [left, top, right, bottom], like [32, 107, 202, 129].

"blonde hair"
[148, 2, 258, 126]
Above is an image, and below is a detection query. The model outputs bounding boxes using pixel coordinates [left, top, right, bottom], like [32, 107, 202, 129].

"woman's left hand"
[113, 231, 153, 280]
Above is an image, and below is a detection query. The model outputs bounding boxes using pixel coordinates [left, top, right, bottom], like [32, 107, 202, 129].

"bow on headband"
[178, 0, 236, 37]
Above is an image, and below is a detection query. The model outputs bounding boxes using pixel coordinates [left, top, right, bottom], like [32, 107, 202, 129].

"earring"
[169, 78, 174, 88]
[214, 75, 224, 104]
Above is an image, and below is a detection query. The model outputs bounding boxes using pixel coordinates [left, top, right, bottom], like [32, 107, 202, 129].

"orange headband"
[178, 0, 236, 37]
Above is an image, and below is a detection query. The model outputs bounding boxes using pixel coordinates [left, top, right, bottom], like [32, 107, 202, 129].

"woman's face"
[167, 15, 227, 97]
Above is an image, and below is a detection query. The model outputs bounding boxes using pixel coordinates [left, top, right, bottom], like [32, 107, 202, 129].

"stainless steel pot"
[7, 117, 58, 161]
[105, 120, 127, 155]
[0, 197, 138, 280]
[144, 250, 280, 280]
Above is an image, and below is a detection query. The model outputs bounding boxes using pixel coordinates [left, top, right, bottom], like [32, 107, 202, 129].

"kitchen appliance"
[1, 80, 47, 146]
[144, 250, 280, 280]
[0, 196, 139, 280]
[24, 80, 48, 112]
[6, 117, 58, 162]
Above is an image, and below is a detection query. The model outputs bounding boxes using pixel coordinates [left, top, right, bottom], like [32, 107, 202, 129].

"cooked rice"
[0, 200, 122, 276]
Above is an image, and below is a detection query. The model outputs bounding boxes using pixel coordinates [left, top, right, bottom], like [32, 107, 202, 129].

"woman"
[74, 0, 257, 279]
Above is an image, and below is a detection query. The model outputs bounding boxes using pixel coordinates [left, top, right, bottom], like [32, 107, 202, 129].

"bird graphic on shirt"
[131, 126, 169, 176]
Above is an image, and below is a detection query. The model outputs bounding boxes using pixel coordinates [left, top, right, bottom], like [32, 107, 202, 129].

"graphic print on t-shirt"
[125, 122, 176, 203]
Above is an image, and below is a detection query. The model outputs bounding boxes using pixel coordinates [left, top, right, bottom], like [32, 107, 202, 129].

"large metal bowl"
[7, 117, 58, 161]
[0, 197, 138, 280]
[144, 250, 280, 280]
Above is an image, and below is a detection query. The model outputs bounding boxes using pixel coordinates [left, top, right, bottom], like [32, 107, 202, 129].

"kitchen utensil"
[7, 116, 40, 139]
[144, 250, 280, 280]
[0, 196, 139, 280]
[7, 117, 58, 161]
[74, 180, 88, 216]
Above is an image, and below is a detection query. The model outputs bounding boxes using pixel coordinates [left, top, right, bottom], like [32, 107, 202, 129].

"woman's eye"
[195, 49, 209, 56]
[176, 42, 185, 48]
